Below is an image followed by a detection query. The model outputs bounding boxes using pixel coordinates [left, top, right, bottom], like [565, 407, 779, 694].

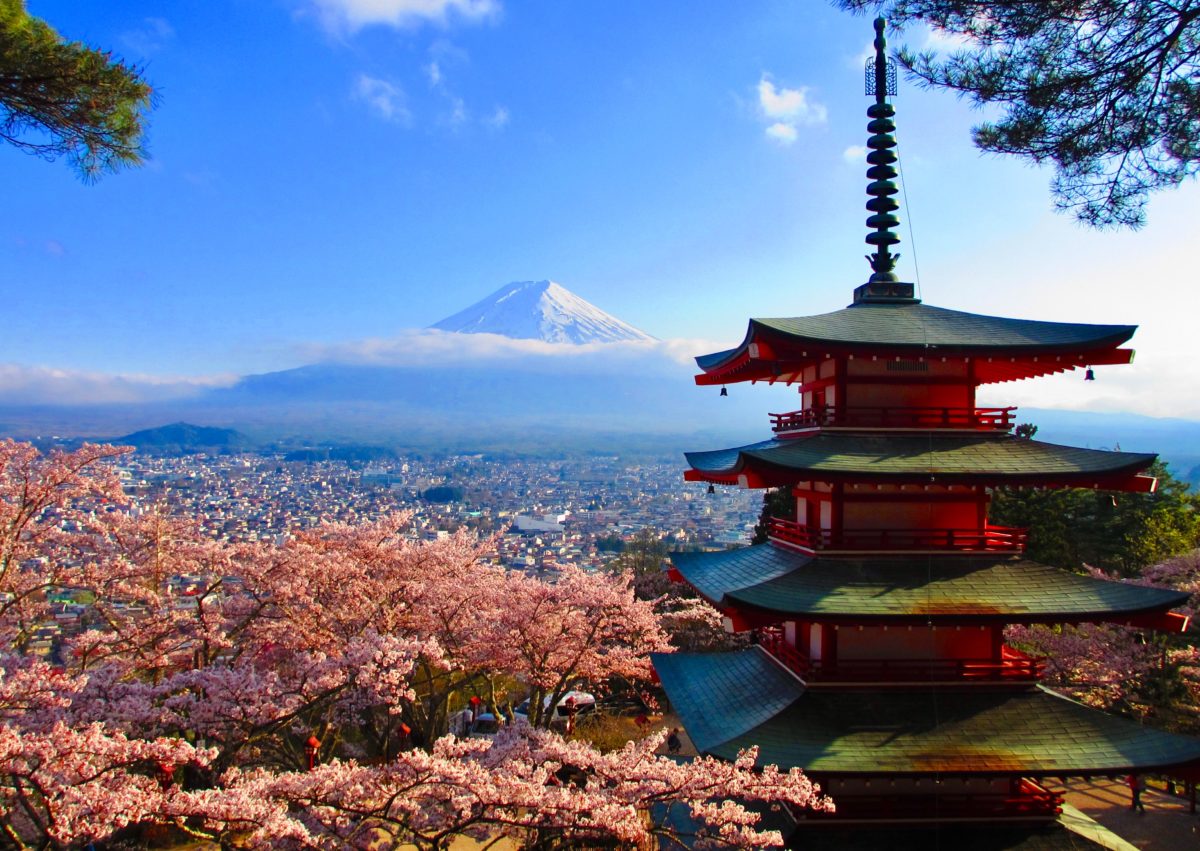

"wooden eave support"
[1108, 610, 1191, 633]
[696, 345, 1135, 386]
[683, 468, 767, 488]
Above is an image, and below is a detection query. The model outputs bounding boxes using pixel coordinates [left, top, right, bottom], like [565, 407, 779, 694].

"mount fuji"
[430, 280, 655, 344]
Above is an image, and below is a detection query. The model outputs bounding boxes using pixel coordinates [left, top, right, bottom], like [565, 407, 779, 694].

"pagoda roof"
[652, 648, 1200, 776]
[695, 302, 1135, 385]
[671, 545, 1189, 623]
[698, 302, 1134, 368]
[684, 433, 1156, 488]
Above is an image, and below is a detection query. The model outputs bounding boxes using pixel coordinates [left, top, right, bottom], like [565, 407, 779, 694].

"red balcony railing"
[757, 629, 1045, 684]
[768, 517, 1028, 553]
[805, 780, 1062, 821]
[769, 405, 1016, 433]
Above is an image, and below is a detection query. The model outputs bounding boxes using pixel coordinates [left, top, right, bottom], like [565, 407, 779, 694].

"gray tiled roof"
[684, 434, 1155, 482]
[652, 650, 1200, 775]
[670, 546, 1188, 620]
[696, 302, 1134, 369]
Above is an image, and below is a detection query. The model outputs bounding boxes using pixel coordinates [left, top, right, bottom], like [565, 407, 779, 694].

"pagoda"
[652, 18, 1200, 837]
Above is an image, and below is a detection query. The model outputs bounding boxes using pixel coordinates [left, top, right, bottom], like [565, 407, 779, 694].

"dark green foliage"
[990, 461, 1199, 574]
[835, 1, 1200, 227]
[595, 535, 625, 553]
[750, 487, 797, 545]
[1, 0, 153, 177]
[422, 485, 464, 503]
[606, 529, 669, 593]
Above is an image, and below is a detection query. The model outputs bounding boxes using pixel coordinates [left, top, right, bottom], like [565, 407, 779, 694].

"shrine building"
[652, 17, 1200, 843]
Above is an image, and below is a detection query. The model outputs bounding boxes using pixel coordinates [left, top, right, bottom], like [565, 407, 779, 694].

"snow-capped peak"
[429, 280, 655, 344]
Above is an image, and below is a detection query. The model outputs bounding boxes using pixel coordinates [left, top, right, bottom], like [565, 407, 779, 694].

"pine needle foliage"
[836, 1, 1200, 227]
[0, 0, 153, 178]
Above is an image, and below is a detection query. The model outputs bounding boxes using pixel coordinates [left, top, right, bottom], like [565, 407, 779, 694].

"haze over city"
[4, 0, 1200, 423]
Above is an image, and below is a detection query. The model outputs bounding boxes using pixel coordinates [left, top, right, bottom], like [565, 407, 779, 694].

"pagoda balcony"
[805, 779, 1063, 822]
[757, 629, 1046, 685]
[769, 405, 1016, 434]
[768, 517, 1028, 554]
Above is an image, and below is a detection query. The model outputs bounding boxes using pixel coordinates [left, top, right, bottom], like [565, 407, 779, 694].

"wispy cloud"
[924, 25, 975, 53]
[445, 95, 468, 128]
[424, 60, 443, 87]
[121, 17, 175, 55]
[354, 74, 411, 123]
[842, 145, 867, 163]
[757, 74, 826, 145]
[485, 105, 510, 129]
[0, 365, 236, 406]
[309, 0, 499, 33]
[765, 123, 798, 144]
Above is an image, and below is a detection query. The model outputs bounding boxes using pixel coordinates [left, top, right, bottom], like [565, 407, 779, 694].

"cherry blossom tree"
[0, 441, 834, 848]
[1008, 557, 1200, 723]
[220, 728, 832, 850]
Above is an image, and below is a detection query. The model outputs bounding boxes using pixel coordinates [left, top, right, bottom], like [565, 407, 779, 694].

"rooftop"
[670, 545, 1188, 623]
[652, 648, 1200, 776]
[684, 433, 1156, 488]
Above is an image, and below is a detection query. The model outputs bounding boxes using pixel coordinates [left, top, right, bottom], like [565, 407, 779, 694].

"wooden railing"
[769, 405, 1016, 432]
[757, 629, 1045, 684]
[768, 517, 1028, 553]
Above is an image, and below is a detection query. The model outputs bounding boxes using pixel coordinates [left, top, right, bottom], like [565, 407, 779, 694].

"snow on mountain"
[429, 280, 655, 344]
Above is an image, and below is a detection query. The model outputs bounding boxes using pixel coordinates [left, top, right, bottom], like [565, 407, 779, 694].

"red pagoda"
[652, 18, 1200, 842]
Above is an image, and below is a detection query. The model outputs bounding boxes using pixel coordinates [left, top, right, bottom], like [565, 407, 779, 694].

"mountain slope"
[429, 280, 655, 343]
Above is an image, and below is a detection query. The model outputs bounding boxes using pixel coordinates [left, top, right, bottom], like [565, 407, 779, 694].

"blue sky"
[3, 0, 1198, 417]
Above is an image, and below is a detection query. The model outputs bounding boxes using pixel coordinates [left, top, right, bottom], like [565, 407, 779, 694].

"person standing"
[1127, 774, 1146, 813]
[666, 728, 682, 754]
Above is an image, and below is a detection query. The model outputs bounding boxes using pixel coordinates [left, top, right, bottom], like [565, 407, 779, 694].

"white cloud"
[310, 0, 498, 33]
[353, 74, 411, 123]
[756, 74, 826, 144]
[294, 329, 721, 374]
[842, 145, 868, 163]
[757, 75, 827, 125]
[765, 122, 798, 145]
[0, 365, 236, 406]
[924, 25, 975, 53]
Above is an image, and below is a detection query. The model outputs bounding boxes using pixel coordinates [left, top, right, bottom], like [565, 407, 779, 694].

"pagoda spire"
[853, 17, 918, 304]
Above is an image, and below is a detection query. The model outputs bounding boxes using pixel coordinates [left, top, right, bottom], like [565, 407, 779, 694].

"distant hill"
[430, 280, 655, 343]
[116, 422, 252, 454]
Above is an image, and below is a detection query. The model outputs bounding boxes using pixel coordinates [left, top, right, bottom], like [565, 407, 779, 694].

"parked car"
[450, 709, 503, 739]
[513, 691, 596, 724]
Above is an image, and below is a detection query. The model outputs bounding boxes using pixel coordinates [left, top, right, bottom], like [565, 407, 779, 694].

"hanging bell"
[719, 386, 728, 397]
[707, 483, 716, 495]
[1085, 367, 1095, 381]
